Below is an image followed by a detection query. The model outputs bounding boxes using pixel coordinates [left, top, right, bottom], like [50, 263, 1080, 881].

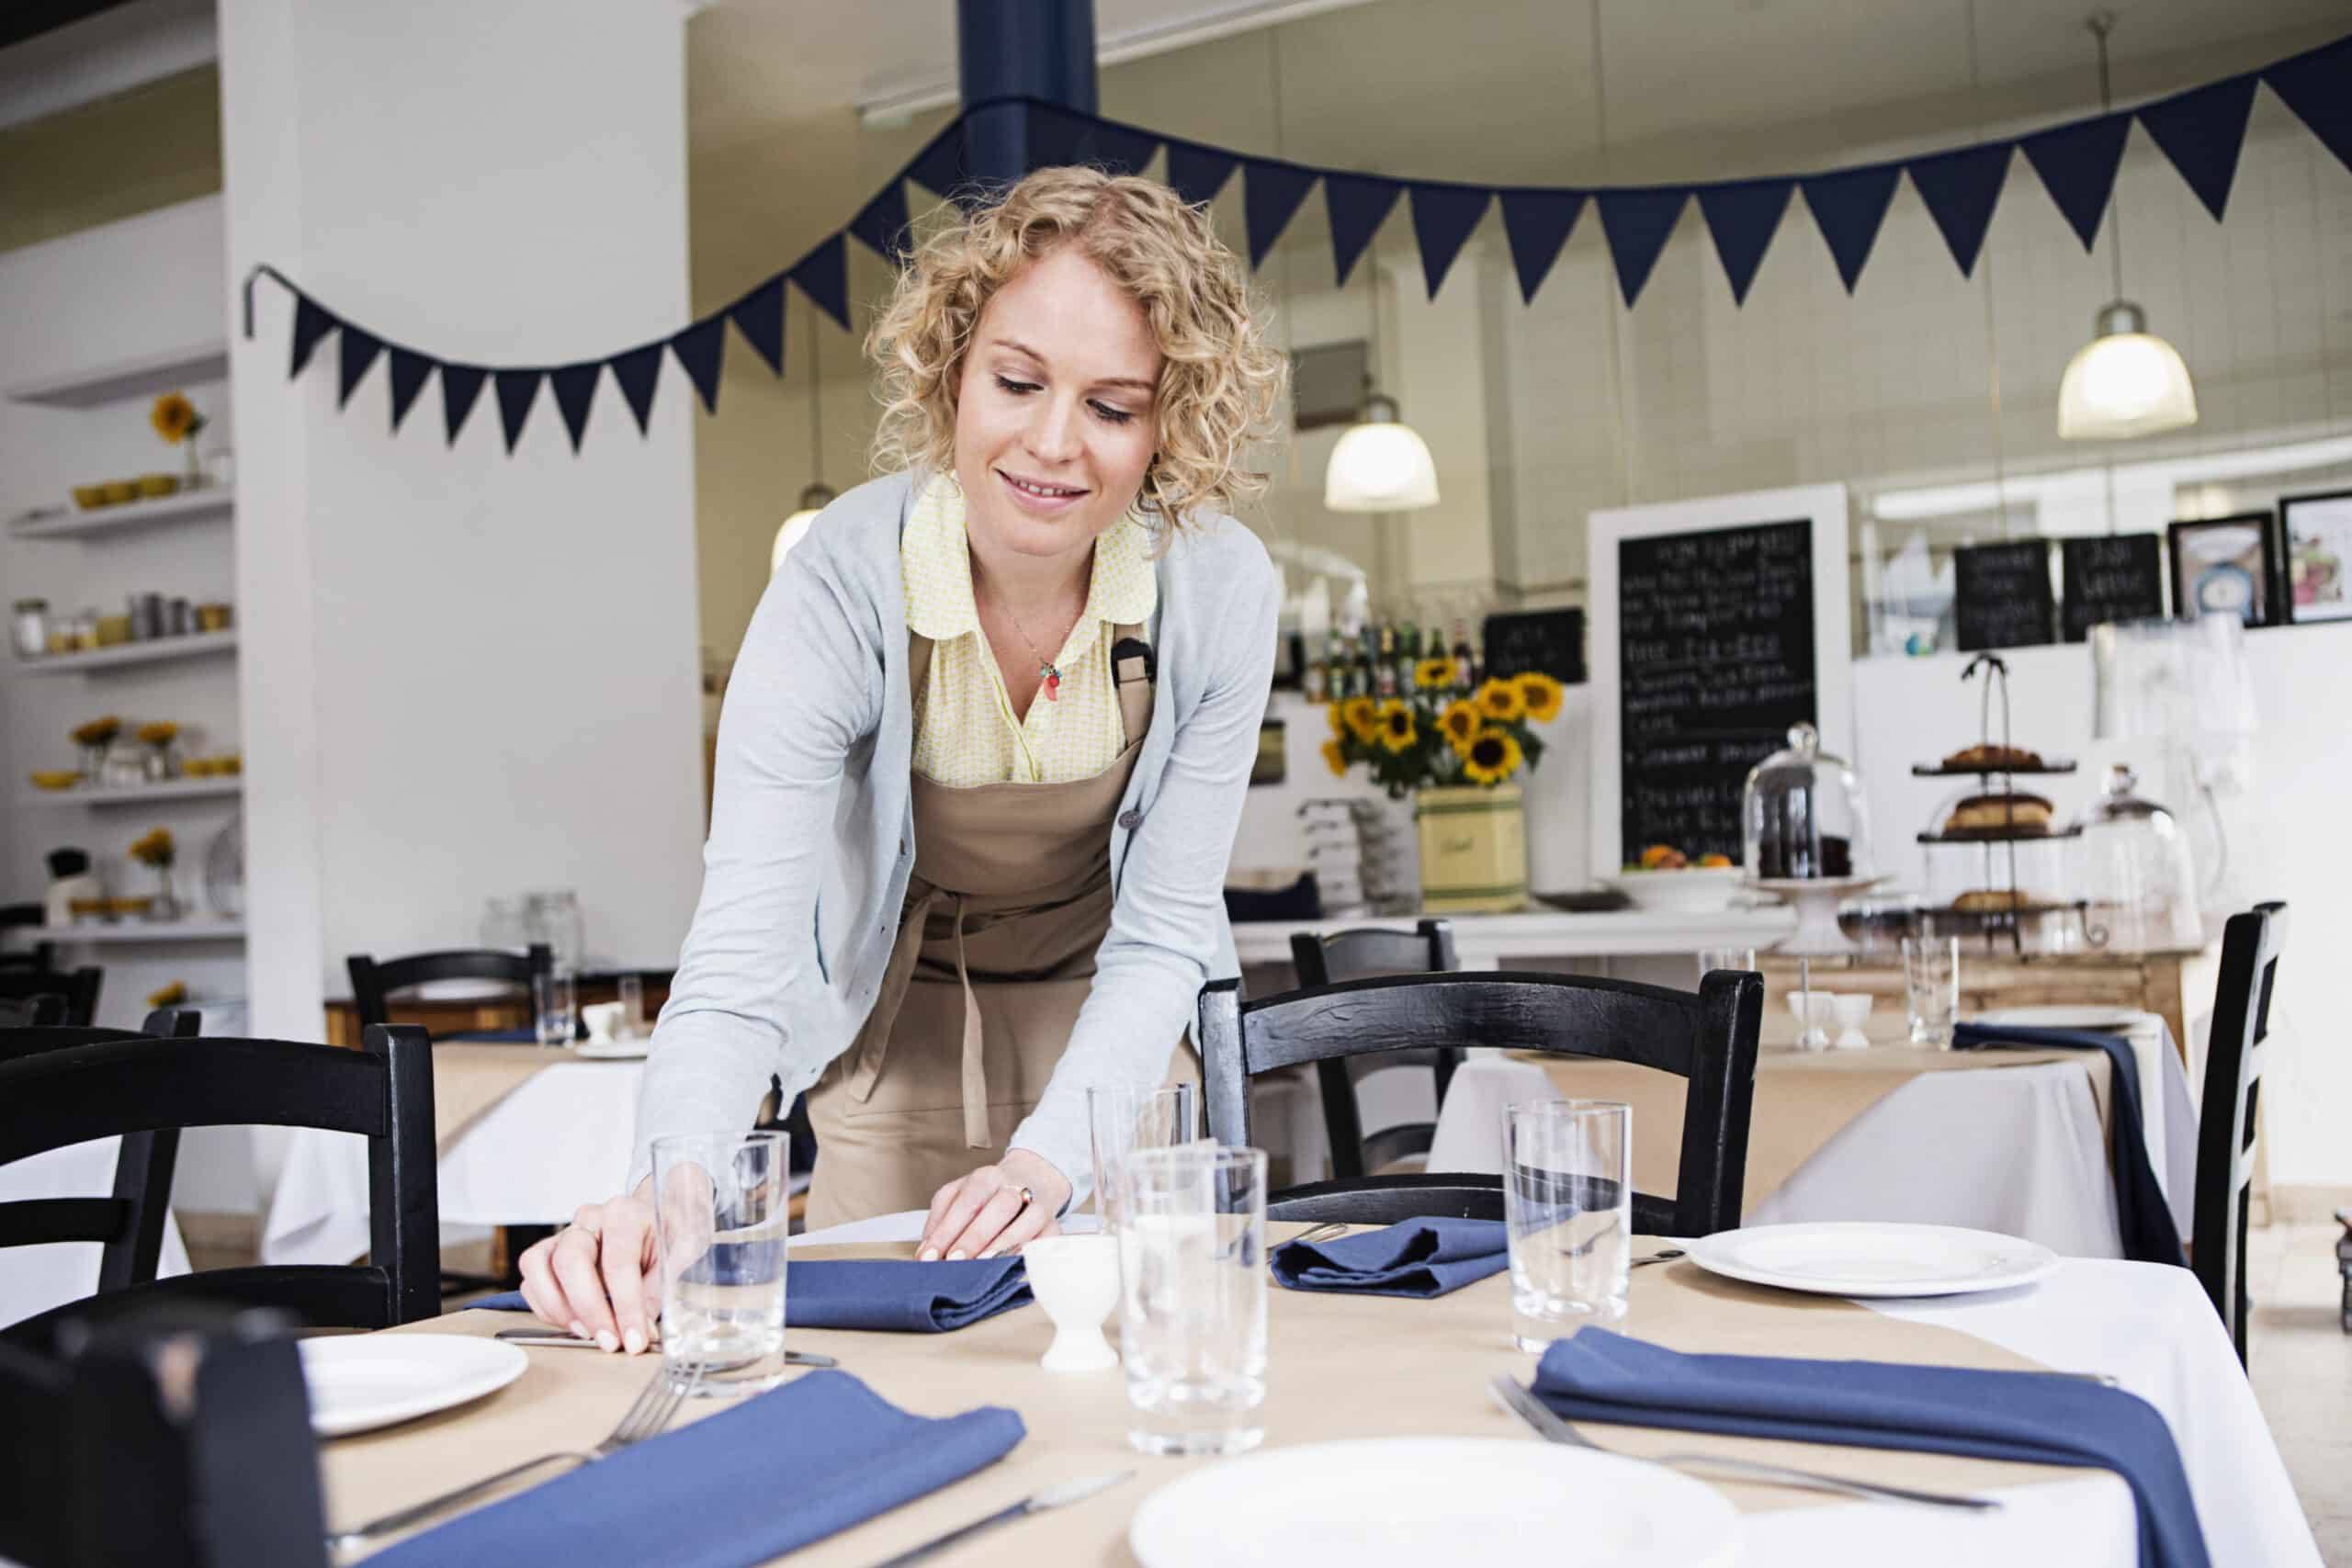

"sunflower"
[129, 827, 175, 867]
[1375, 699, 1416, 752]
[151, 391, 203, 445]
[1515, 671, 1564, 722]
[138, 721, 179, 746]
[1461, 728, 1523, 785]
[1439, 699, 1482, 754]
[147, 980, 188, 1010]
[1320, 738, 1349, 777]
[1476, 677, 1526, 722]
[1414, 656, 1456, 691]
[71, 716, 121, 747]
[1327, 700, 1351, 739]
[1340, 695, 1380, 744]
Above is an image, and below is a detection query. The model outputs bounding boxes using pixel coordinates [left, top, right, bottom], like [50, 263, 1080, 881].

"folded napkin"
[1953, 1021, 2186, 1267]
[1534, 1328, 2208, 1568]
[471, 1255, 1031, 1333]
[1270, 1217, 1508, 1298]
[364, 1370, 1023, 1568]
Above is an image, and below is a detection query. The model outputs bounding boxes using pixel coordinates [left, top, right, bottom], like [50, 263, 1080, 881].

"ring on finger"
[1014, 1185, 1035, 1212]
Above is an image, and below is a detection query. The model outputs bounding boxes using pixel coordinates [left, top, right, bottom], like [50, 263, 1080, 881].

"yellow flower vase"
[1414, 784, 1527, 913]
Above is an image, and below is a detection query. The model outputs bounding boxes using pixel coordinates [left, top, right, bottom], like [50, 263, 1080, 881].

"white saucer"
[571, 1038, 650, 1060]
[1685, 1221, 2059, 1299]
[299, 1335, 527, 1437]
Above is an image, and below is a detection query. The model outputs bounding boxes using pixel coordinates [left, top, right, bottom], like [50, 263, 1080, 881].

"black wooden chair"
[347, 942, 555, 1031]
[0, 993, 65, 1028]
[0, 965, 102, 1028]
[1199, 969, 1763, 1230]
[0, 1304, 328, 1568]
[2194, 900, 2286, 1367]
[0, 1023, 438, 1347]
[1289, 919, 1463, 1179]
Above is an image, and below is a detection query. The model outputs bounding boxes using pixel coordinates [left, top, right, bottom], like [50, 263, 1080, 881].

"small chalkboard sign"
[1953, 541, 2055, 651]
[2060, 534, 2166, 641]
[1482, 608, 1585, 684]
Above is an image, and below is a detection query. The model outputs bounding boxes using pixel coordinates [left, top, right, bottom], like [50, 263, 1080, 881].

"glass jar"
[2067, 764, 2201, 953]
[1741, 722, 1872, 880]
[12, 598, 48, 660]
[523, 890, 585, 974]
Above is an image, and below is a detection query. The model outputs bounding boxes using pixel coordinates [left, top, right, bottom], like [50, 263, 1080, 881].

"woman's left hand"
[920, 1149, 1070, 1260]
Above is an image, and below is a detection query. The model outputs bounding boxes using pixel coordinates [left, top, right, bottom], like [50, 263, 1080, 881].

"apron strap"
[952, 904, 991, 1149]
[1110, 621, 1150, 749]
[844, 885, 946, 1103]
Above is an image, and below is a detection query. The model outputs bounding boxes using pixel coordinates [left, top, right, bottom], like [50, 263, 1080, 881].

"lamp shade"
[2058, 301, 2198, 440]
[769, 482, 837, 575]
[1324, 392, 1440, 512]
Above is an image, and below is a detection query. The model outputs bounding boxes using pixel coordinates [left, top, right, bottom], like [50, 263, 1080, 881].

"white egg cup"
[1786, 989, 1836, 1052]
[1829, 992, 1873, 1050]
[1020, 1234, 1120, 1373]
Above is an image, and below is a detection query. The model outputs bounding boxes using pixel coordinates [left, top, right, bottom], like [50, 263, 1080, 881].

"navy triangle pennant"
[2264, 36, 2352, 177]
[440, 364, 488, 446]
[1695, 178, 1794, 305]
[1908, 143, 2010, 277]
[1408, 184, 1490, 298]
[848, 180, 912, 265]
[2137, 74, 2258, 222]
[1242, 160, 1317, 267]
[729, 276, 786, 375]
[2020, 112, 2131, 252]
[610, 344, 663, 435]
[1799, 164, 1900, 293]
[792, 234, 850, 333]
[1165, 141, 1238, 209]
[386, 346, 433, 434]
[289, 295, 337, 379]
[335, 325, 383, 409]
[1023, 101, 1090, 169]
[1325, 172, 1404, 287]
[670, 318, 725, 415]
[907, 118, 976, 204]
[548, 362, 600, 454]
[1498, 189, 1587, 305]
[1595, 187, 1688, 308]
[494, 369, 544, 454]
[1081, 118, 1160, 178]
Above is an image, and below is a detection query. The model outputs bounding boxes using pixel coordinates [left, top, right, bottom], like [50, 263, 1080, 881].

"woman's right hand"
[516, 1179, 658, 1353]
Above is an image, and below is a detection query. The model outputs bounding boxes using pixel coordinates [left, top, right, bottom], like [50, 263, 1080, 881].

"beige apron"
[804, 626, 1189, 1228]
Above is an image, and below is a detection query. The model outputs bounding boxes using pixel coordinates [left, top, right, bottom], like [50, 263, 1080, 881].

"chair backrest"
[0, 965, 102, 1028]
[1288, 918, 1462, 1179]
[0, 1305, 327, 1568]
[1200, 968, 1763, 1231]
[0, 1009, 202, 1301]
[0, 992, 65, 1027]
[0, 1023, 438, 1344]
[2194, 900, 2286, 1366]
[347, 943, 554, 1029]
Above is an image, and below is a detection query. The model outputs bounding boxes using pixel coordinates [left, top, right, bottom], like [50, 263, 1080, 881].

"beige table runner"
[428, 1042, 572, 1150]
[1516, 1045, 2114, 1210]
[334, 1232, 2089, 1565]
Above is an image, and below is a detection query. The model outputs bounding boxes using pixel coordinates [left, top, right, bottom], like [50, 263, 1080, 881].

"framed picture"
[2166, 513, 2278, 628]
[2280, 490, 2352, 625]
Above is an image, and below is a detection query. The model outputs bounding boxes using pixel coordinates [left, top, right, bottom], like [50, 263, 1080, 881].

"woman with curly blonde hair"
[522, 167, 1289, 1348]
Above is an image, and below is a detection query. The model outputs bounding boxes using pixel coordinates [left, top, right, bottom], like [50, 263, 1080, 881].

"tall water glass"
[651, 1131, 789, 1396]
[1087, 1083, 1197, 1228]
[532, 970, 576, 1047]
[1903, 935, 1962, 1048]
[1114, 1145, 1267, 1456]
[1502, 1100, 1631, 1349]
[616, 973, 647, 1039]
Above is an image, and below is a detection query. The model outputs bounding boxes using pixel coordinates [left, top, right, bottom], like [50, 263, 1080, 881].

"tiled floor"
[2247, 1223, 2352, 1565]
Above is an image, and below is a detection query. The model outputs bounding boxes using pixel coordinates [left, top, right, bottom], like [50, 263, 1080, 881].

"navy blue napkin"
[447, 1027, 538, 1043]
[470, 1255, 1030, 1333]
[1953, 1022, 2186, 1267]
[363, 1369, 1023, 1568]
[1271, 1217, 1508, 1298]
[1534, 1328, 2208, 1568]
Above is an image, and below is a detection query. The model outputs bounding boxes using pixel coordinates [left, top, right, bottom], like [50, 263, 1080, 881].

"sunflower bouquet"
[1321, 665, 1565, 799]
[129, 827, 176, 868]
[152, 391, 207, 447]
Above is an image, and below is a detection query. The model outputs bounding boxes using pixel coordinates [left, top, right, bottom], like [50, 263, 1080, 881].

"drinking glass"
[1087, 1083, 1197, 1228]
[1502, 1100, 1631, 1349]
[1114, 1145, 1268, 1456]
[1695, 947, 1757, 984]
[1902, 935, 1962, 1048]
[532, 970, 576, 1047]
[616, 973, 647, 1039]
[651, 1130, 789, 1396]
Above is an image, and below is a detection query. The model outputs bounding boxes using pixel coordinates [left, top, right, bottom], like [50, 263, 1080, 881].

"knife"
[865, 1470, 1134, 1568]
[490, 1328, 837, 1368]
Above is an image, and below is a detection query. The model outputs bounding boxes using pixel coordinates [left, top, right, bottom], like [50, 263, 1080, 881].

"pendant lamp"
[773, 295, 839, 574]
[1325, 241, 1439, 512]
[2058, 11, 2197, 441]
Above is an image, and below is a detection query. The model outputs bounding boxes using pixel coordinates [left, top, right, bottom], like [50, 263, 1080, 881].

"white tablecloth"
[0, 1137, 192, 1328]
[262, 1060, 643, 1267]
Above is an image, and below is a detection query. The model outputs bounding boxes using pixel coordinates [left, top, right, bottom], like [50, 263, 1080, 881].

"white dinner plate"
[1599, 866, 1743, 914]
[1686, 1222, 2059, 1299]
[1128, 1438, 1738, 1568]
[1974, 1005, 2148, 1033]
[299, 1335, 527, 1437]
[571, 1038, 650, 1060]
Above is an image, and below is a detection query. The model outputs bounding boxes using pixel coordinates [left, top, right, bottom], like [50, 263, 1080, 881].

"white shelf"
[7, 342, 231, 409]
[18, 777, 243, 810]
[15, 630, 237, 676]
[39, 920, 245, 946]
[10, 488, 233, 540]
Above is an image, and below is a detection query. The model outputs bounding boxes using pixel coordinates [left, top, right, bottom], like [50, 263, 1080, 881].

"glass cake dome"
[2068, 763, 2201, 952]
[1742, 723, 1872, 882]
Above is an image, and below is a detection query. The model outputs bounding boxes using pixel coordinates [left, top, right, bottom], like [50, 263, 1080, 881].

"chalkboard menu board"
[1482, 608, 1585, 684]
[1953, 541, 2055, 651]
[2060, 534, 2166, 641]
[1617, 520, 1815, 865]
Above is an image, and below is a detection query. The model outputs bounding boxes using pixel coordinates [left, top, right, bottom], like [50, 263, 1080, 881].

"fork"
[327, 1362, 702, 1551]
[1488, 1373, 1999, 1512]
[1289, 1222, 1350, 1247]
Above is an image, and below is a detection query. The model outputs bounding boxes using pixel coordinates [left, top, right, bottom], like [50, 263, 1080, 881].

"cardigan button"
[1117, 809, 1143, 830]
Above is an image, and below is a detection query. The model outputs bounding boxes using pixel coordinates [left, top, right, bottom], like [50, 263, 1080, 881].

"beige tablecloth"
[428, 1041, 572, 1150]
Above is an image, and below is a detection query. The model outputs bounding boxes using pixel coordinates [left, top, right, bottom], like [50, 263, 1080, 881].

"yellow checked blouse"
[901, 473, 1159, 787]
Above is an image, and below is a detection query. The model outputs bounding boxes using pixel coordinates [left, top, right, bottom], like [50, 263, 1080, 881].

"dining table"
[320, 1208, 2319, 1568]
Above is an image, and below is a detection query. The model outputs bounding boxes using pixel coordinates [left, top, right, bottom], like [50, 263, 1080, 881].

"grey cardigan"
[630, 469, 1278, 1201]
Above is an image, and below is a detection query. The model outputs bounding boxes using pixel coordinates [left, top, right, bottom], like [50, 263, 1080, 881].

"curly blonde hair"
[865, 166, 1287, 528]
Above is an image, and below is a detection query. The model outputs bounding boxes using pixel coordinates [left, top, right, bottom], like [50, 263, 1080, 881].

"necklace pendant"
[1040, 662, 1061, 702]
